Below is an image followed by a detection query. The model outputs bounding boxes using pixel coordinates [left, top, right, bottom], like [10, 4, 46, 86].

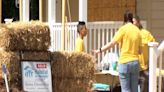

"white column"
[22, 0, 30, 21]
[79, 0, 88, 52]
[48, 0, 56, 23]
[148, 42, 159, 92]
[79, 0, 87, 22]
[48, 0, 57, 51]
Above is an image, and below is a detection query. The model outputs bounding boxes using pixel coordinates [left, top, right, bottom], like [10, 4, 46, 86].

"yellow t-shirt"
[113, 23, 142, 64]
[139, 29, 155, 70]
[75, 37, 85, 52]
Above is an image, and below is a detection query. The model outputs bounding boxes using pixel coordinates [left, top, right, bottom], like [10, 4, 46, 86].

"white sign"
[21, 61, 52, 92]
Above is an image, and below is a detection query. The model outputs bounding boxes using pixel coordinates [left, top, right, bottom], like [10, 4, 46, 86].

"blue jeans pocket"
[118, 64, 129, 79]
[118, 63, 128, 74]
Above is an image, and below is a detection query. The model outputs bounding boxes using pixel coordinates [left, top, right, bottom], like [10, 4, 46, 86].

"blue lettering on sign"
[35, 70, 48, 77]
[35, 70, 48, 74]
[25, 70, 33, 77]
[24, 66, 34, 77]
[23, 66, 49, 78]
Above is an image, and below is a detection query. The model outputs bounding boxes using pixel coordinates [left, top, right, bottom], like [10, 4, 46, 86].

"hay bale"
[53, 78, 92, 92]
[51, 52, 96, 92]
[51, 52, 96, 78]
[0, 50, 21, 87]
[0, 21, 50, 51]
[21, 51, 51, 61]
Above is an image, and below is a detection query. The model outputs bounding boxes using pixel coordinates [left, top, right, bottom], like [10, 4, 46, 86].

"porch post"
[48, 0, 56, 51]
[0, 0, 2, 23]
[39, 0, 43, 21]
[48, 0, 56, 23]
[157, 41, 164, 92]
[22, 0, 30, 21]
[148, 42, 159, 92]
[19, 0, 23, 21]
[79, 0, 87, 22]
[61, 0, 66, 51]
[79, 0, 88, 52]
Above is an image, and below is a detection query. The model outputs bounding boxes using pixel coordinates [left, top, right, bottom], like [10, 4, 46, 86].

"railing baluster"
[59, 25, 61, 50]
[158, 53, 162, 92]
[89, 25, 92, 54]
[106, 24, 109, 54]
[102, 24, 105, 57]
[94, 28, 96, 50]
[98, 26, 101, 70]
[110, 28, 113, 53]
[157, 41, 164, 92]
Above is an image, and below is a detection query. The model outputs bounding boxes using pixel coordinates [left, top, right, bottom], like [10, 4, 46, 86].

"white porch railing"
[86, 22, 122, 69]
[149, 41, 164, 92]
[49, 22, 78, 51]
[49, 21, 147, 64]
[49, 21, 123, 63]
[49, 22, 120, 52]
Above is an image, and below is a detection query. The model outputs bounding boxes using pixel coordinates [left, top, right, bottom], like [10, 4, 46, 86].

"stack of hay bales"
[0, 21, 50, 51]
[0, 21, 50, 91]
[0, 21, 96, 92]
[51, 52, 96, 92]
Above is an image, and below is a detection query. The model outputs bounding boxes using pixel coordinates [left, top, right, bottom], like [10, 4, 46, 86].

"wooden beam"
[0, 0, 2, 23]
[39, 0, 43, 21]
[61, 0, 66, 51]
[19, 0, 23, 21]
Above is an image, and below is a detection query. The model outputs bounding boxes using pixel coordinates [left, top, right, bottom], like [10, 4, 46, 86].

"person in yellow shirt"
[93, 11, 142, 92]
[133, 15, 155, 92]
[75, 21, 88, 52]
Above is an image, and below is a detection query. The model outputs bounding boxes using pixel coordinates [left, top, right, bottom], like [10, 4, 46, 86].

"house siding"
[88, 0, 136, 21]
[137, 0, 164, 42]
[54, 0, 136, 22]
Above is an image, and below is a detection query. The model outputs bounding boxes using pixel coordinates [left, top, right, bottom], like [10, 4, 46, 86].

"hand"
[92, 49, 100, 54]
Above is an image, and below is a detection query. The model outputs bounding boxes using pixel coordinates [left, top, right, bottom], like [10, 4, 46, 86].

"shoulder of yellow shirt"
[119, 23, 138, 31]
[141, 28, 155, 41]
[141, 29, 151, 34]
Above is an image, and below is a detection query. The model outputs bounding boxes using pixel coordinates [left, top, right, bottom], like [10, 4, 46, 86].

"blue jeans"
[118, 60, 139, 92]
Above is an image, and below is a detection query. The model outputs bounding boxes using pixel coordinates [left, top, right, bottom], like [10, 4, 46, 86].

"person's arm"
[92, 40, 118, 54]
[138, 45, 142, 55]
[138, 33, 142, 55]
[92, 27, 124, 54]
[148, 32, 155, 42]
